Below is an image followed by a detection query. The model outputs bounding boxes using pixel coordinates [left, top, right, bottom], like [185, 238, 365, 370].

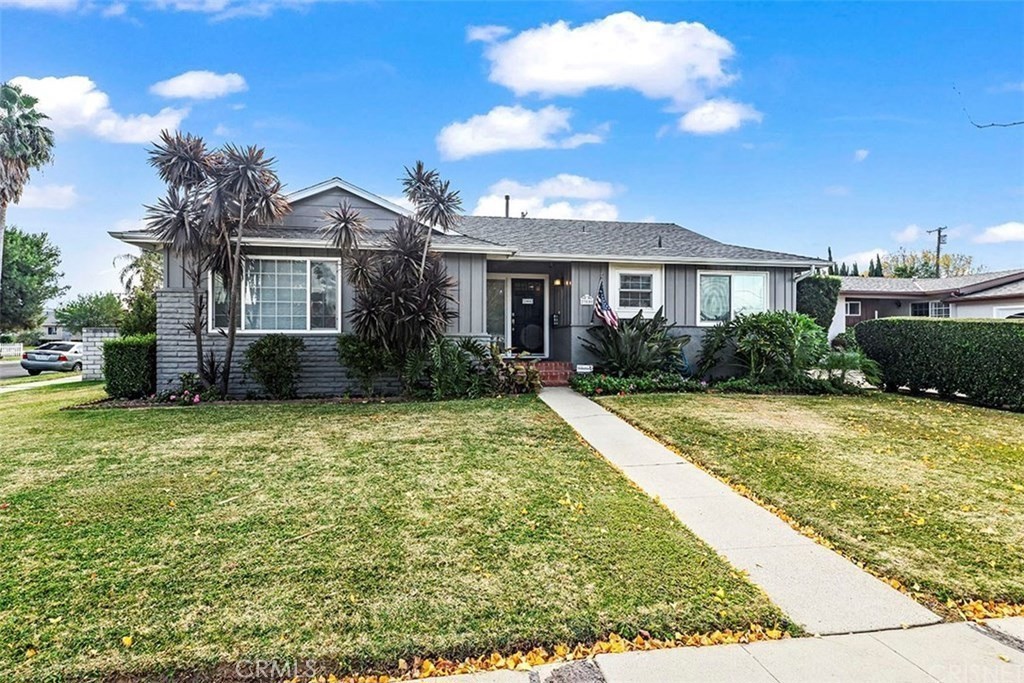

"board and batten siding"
[444, 253, 487, 336]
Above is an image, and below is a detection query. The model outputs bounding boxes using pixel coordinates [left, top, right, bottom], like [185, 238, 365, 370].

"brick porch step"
[536, 361, 574, 387]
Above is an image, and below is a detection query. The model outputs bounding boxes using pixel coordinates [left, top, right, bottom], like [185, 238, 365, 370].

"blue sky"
[2, 1, 1023, 298]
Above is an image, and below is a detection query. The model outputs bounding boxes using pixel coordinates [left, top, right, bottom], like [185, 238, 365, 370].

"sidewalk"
[0, 375, 82, 394]
[538, 387, 937, 635]
[433, 619, 1024, 682]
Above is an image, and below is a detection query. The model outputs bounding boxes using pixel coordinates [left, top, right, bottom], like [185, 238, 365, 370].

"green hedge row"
[854, 318, 1024, 410]
[103, 334, 156, 399]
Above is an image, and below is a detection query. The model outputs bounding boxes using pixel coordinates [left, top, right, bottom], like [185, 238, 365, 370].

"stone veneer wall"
[155, 288, 398, 397]
[81, 327, 120, 380]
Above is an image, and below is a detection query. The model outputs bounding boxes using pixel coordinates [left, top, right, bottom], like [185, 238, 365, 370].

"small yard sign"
[575, 364, 594, 374]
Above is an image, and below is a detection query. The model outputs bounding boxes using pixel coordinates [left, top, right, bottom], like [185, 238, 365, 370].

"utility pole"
[927, 226, 947, 278]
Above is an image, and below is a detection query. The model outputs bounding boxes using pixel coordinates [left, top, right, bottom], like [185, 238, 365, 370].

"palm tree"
[205, 144, 290, 395]
[319, 200, 367, 259]
[401, 161, 462, 279]
[0, 82, 55, 314]
[114, 250, 163, 294]
[145, 130, 213, 385]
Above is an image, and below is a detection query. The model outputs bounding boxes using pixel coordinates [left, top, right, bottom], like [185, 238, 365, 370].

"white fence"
[1, 343, 23, 358]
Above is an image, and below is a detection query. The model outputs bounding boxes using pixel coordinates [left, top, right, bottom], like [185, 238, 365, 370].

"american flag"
[594, 279, 619, 328]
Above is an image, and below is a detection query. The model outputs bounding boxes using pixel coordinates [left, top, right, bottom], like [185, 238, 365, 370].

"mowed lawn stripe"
[602, 392, 1024, 604]
[0, 385, 785, 680]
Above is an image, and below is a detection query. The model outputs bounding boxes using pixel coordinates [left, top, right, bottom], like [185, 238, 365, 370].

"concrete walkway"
[539, 387, 939, 636]
[431, 619, 1024, 682]
[0, 375, 82, 394]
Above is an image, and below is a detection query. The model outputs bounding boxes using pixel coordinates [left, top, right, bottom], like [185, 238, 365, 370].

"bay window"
[698, 271, 768, 324]
[209, 258, 340, 332]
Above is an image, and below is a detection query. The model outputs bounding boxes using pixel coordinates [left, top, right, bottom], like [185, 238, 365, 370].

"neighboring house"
[111, 177, 827, 395]
[35, 309, 74, 342]
[831, 270, 1024, 339]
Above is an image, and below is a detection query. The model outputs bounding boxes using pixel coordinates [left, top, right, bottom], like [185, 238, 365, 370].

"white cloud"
[839, 248, 888, 270]
[10, 75, 188, 144]
[17, 184, 78, 209]
[989, 81, 1024, 94]
[853, 148, 870, 162]
[481, 12, 736, 107]
[823, 185, 851, 197]
[893, 223, 923, 243]
[381, 194, 414, 212]
[974, 221, 1024, 244]
[151, 71, 247, 99]
[0, 0, 77, 9]
[213, 123, 232, 136]
[678, 99, 762, 135]
[467, 24, 511, 43]
[436, 105, 605, 160]
[101, 2, 126, 16]
[473, 174, 620, 220]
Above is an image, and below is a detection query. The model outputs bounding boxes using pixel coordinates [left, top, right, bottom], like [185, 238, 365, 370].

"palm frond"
[320, 201, 368, 256]
[147, 130, 208, 190]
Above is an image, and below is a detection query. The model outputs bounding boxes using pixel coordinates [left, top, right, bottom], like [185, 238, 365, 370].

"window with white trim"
[845, 300, 862, 316]
[210, 258, 340, 332]
[698, 272, 768, 324]
[930, 301, 950, 318]
[609, 264, 663, 316]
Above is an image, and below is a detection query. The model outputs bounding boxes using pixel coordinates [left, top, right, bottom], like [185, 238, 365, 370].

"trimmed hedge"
[796, 275, 842, 330]
[103, 334, 157, 399]
[855, 318, 1024, 410]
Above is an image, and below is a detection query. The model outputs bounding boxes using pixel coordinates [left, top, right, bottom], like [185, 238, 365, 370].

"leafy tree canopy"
[0, 225, 67, 331]
[55, 292, 123, 335]
[882, 248, 978, 278]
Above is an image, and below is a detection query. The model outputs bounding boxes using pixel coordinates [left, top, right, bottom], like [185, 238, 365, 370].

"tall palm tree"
[114, 250, 163, 294]
[320, 200, 368, 258]
[0, 82, 55, 313]
[205, 144, 290, 395]
[146, 130, 212, 384]
[401, 161, 462, 279]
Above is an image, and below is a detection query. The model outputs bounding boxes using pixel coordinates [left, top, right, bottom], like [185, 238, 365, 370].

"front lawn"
[602, 392, 1024, 604]
[0, 385, 784, 680]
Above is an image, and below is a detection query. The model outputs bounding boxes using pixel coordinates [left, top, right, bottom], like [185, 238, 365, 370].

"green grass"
[0, 385, 784, 681]
[602, 392, 1024, 603]
[0, 370, 81, 387]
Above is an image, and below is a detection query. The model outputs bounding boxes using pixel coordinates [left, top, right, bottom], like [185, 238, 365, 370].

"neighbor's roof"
[458, 216, 827, 266]
[952, 277, 1024, 302]
[839, 270, 1024, 297]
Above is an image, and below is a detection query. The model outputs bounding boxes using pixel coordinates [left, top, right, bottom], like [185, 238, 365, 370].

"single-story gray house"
[112, 177, 828, 395]
[830, 270, 1024, 339]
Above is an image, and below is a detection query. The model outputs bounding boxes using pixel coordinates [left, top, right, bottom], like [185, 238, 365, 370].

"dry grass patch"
[0, 384, 785, 681]
[603, 392, 1024, 603]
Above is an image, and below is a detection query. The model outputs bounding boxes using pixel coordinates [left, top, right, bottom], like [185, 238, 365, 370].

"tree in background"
[55, 292, 123, 335]
[114, 250, 162, 336]
[0, 225, 67, 331]
[0, 83, 55, 316]
[882, 248, 977, 278]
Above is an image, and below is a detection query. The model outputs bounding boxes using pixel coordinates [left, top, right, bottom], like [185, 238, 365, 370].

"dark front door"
[511, 278, 545, 355]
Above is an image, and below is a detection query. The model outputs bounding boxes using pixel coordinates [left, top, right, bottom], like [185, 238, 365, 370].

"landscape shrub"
[155, 372, 222, 405]
[570, 371, 705, 397]
[855, 318, 1024, 410]
[242, 334, 305, 399]
[403, 337, 540, 400]
[796, 275, 842, 330]
[336, 333, 394, 396]
[103, 334, 156, 399]
[697, 311, 827, 383]
[580, 307, 690, 377]
[830, 330, 859, 350]
[15, 329, 42, 346]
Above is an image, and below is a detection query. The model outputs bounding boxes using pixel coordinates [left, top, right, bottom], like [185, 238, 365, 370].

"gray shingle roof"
[840, 270, 1024, 296]
[457, 216, 826, 265]
[954, 278, 1024, 301]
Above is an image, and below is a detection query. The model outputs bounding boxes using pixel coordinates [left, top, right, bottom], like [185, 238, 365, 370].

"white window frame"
[609, 263, 663, 319]
[845, 300, 862, 317]
[929, 301, 950, 318]
[485, 273, 549, 358]
[208, 255, 343, 334]
[696, 270, 770, 326]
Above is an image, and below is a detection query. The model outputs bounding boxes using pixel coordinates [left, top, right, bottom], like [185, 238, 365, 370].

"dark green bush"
[797, 275, 841, 330]
[570, 371, 705, 397]
[830, 330, 859, 350]
[403, 337, 540, 400]
[697, 311, 827, 382]
[580, 307, 690, 377]
[855, 318, 1024, 410]
[336, 333, 394, 396]
[103, 334, 156, 399]
[242, 334, 305, 399]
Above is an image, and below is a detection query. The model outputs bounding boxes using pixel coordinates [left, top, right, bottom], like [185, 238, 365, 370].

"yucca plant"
[580, 307, 690, 377]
